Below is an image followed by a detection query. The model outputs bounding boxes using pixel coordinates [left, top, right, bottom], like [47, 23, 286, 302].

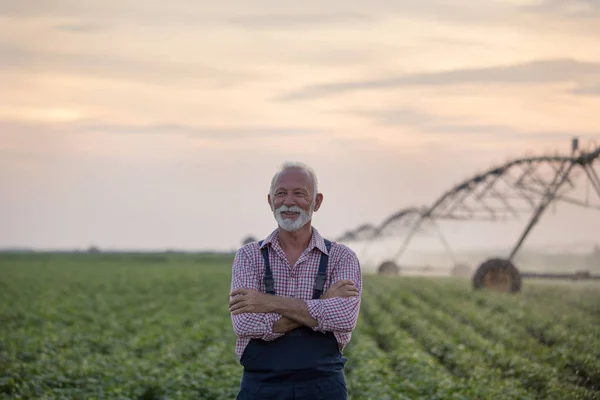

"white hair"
[269, 161, 319, 204]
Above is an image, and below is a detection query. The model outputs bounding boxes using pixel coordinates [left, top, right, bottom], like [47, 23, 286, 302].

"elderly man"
[229, 162, 362, 400]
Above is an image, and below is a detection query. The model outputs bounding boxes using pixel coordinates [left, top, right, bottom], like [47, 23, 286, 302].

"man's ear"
[267, 194, 273, 211]
[313, 193, 324, 212]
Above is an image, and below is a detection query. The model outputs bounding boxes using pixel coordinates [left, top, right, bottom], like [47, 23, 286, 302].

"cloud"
[0, 0, 511, 27]
[422, 123, 520, 135]
[421, 124, 594, 140]
[0, 120, 328, 140]
[0, 43, 263, 87]
[419, 122, 599, 145]
[227, 12, 377, 29]
[278, 58, 600, 101]
[272, 46, 393, 68]
[328, 136, 381, 150]
[347, 107, 508, 133]
[344, 106, 600, 144]
[571, 83, 600, 96]
[522, 0, 600, 18]
[77, 122, 327, 139]
[356, 108, 456, 127]
[424, 36, 528, 51]
[0, 106, 85, 123]
[0, 0, 217, 27]
[54, 22, 107, 32]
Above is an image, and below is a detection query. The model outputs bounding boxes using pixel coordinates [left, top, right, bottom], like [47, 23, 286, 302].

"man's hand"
[229, 288, 275, 315]
[322, 280, 359, 299]
[273, 317, 302, 333]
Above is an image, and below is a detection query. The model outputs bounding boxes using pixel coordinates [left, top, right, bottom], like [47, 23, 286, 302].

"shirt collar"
[259, 226, 329, 255]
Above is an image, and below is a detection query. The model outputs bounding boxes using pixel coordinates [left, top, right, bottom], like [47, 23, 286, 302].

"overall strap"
[312, 239, 332, 299]
[258, 240, 276, 295]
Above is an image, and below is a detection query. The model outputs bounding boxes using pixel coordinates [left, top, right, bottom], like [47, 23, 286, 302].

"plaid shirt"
[230, 227, 362, 359]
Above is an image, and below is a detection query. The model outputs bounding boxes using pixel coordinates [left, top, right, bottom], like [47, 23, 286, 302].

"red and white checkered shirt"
[230, 227, 362, 359]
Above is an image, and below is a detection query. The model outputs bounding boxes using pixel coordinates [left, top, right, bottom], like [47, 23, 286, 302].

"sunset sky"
[2, 0, 600, 255]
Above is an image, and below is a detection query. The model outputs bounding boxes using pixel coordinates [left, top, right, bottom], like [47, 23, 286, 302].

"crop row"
[363, 280, 540, 399]
[423, 278, 600, 364]
[343, 319, 406, 400]
[520, 281, 600, 319]
[1, 263, 242, 399]
[366, 277, 598, 400]
[353, 291, 465, 399]
[403, 278, 600, 392]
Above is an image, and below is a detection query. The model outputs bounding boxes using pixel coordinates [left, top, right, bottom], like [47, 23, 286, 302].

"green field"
[1, 253, 599, 400]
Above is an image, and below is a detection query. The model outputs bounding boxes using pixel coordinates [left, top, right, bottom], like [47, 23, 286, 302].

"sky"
[2, 0, 600, 256]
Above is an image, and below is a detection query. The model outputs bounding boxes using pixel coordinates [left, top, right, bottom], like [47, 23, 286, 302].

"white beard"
[274, 204, 313, 232]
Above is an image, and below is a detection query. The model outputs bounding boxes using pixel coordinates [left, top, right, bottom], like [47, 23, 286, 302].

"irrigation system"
[337, 138, 600, 292]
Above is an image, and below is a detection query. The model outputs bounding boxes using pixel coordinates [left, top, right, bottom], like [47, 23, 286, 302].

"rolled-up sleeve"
[230, 246, 284, 341]
[304, 250, 362, 333]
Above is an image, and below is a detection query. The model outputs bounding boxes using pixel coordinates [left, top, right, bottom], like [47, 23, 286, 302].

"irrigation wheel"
[378, 260, 400, 276]
[472, 258, 521, 293]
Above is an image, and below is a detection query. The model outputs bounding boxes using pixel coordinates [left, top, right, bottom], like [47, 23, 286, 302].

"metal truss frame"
[338, 140, 600, 267]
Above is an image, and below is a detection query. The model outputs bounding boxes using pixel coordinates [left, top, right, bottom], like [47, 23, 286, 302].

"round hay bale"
[378, 260, 400, 276]
[573, 270, 591, 280]
[451, 263, 472, 278]
[472, 258, 521, 293]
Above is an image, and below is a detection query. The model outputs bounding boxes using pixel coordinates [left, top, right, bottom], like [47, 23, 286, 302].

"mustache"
[275, 205, 304, 213]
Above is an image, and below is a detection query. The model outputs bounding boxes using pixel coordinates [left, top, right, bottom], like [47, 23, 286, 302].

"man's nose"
[284, 193, 296, 206]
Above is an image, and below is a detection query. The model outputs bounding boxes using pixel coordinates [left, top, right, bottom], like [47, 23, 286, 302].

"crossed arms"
[229, 246, 362, 342]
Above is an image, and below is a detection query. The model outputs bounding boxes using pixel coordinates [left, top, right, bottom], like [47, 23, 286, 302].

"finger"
[330, 281, 351, 291]
[229, 297, 249, 309]
[334, 280, 354, 287]
[229, 296, 245, 307]
[230, 288, 248, 296]
[331, 280, 347, 288]
[229, 301, 247, 312]
[231, 305, 252, 315]
[335, 285, 357, 294]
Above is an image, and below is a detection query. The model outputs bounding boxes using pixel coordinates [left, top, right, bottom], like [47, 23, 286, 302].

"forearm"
[231, 312, 284, 341]
[304, 297, 361, 333]
[230, 247, 286, 340]
[307, 252, 362, 333]
[270, 296, 318, 328]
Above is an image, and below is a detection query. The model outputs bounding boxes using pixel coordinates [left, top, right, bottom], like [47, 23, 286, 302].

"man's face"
[268, 168, 322, 232]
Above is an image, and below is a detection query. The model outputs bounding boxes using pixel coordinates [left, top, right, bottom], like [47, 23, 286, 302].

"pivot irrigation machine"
[337, 138, 600, 293]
